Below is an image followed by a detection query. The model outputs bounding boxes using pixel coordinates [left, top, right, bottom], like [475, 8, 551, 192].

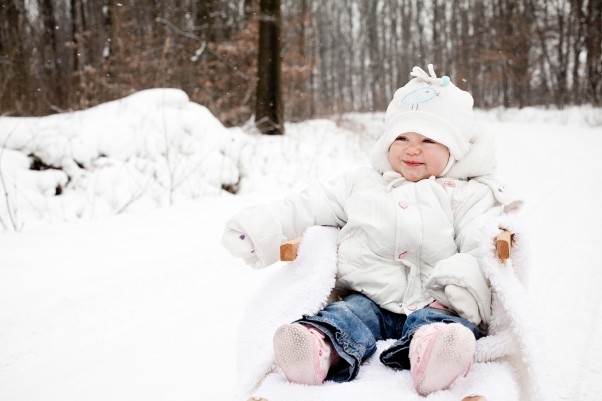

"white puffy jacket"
[223, 130, 521, 326]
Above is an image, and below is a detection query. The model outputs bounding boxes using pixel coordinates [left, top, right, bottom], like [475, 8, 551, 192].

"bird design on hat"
[400, 86, 440, 110]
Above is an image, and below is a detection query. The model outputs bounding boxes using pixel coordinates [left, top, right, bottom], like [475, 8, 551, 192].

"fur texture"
[236, 226, 339, 397]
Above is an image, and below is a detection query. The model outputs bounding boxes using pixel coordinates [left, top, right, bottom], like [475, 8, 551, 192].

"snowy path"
[1, 117, 602, 401]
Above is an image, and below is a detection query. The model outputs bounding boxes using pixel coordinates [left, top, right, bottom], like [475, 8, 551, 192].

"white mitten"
[444, 284, 481, 325]
[221, 227, 259, 267]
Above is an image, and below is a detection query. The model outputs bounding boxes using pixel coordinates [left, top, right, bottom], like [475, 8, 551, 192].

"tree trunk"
[0, 0, 30, 115]
[255, 0, 284, 135]
[40, 0, 64, 110]
[585, 0, 602, 105]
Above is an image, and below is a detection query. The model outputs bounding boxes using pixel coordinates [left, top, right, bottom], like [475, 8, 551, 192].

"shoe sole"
[273, 324, 319, 385]
[416, 324, 476, 395]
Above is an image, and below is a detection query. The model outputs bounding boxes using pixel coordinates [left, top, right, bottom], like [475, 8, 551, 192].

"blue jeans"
[296, 292, 482, 382]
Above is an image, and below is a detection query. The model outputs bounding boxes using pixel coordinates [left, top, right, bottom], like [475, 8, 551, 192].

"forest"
[1, 0, 601, 130]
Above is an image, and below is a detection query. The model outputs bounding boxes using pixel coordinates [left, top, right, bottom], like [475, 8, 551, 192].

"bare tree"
[585, 0, 602, 105]
[1, 0, 601, 121]
[0, 0, 31, 115]
[255, 0, 284, 135]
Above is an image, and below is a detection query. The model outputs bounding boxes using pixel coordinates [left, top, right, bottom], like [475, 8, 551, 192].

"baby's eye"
[422, 138, 438, 144]
[395, 135, 408, 141]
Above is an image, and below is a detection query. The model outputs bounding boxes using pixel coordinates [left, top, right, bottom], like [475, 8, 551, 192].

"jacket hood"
[370, 124, 497, 180]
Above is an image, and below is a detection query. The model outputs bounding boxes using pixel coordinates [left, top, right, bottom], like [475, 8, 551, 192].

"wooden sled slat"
[462, 396, 488, 401]
[280, 237, 302, 261]
[280, 229, 513, 262]
[496, 230, 513, 263]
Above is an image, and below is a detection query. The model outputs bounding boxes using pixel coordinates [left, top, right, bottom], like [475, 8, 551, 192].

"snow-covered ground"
[0, 91, 601, 401]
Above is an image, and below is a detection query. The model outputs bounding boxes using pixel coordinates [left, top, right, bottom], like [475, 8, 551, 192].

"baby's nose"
[406, 144, 421, 154]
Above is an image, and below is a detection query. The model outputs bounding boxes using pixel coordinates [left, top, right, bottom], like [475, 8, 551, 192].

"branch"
[0, 122, 21, 231]
[255, 116, 283, 131]
[155, 17, 251, 81]
[156, 17, 201, 41]
[191, 42, 207, 62]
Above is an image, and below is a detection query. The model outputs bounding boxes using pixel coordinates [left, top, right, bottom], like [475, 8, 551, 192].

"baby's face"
[388, 132, 450, 181]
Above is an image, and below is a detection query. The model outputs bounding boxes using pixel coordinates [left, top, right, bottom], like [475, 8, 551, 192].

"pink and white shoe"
[273, 323, 335, 385]
[409, 322, 476, 396]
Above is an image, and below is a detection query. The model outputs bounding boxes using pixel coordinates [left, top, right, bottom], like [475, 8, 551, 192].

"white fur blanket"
[236, 219, 547, 401]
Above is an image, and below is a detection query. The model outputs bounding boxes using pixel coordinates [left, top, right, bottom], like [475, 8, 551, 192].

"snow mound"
[0, 89, 243, 231]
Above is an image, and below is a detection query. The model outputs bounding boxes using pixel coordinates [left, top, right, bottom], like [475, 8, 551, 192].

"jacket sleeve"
[222, 171, 354, 269]
[426, 181, 503, 325]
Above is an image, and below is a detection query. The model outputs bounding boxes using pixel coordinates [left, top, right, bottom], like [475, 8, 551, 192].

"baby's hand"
[221, 228, 259, 267]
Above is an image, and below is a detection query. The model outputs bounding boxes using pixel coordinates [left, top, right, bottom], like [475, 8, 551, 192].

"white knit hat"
[371, 65, 475, 174]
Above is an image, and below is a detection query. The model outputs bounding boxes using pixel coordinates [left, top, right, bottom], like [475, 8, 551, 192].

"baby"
[222, 65, 517, 395]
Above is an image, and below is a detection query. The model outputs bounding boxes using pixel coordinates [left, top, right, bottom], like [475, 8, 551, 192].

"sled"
[236, 217, 546, 401]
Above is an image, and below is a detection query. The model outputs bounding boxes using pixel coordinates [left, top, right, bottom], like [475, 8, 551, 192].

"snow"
[0, 89, 241, 231]
[0, 90, 601, 401]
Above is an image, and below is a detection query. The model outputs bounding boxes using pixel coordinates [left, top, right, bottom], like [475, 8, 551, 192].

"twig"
[255, 116, 283, 131]
[115, 185, 148, 215]
[155, 17, 251, 81]
[49, 104, 70, 113]
[156, 17, 200, 41]
[191, 42, 207, 62]
[0, 121, 21, 231]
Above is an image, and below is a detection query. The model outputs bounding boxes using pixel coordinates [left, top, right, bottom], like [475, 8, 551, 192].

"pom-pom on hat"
[370, 64, 475, 174]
